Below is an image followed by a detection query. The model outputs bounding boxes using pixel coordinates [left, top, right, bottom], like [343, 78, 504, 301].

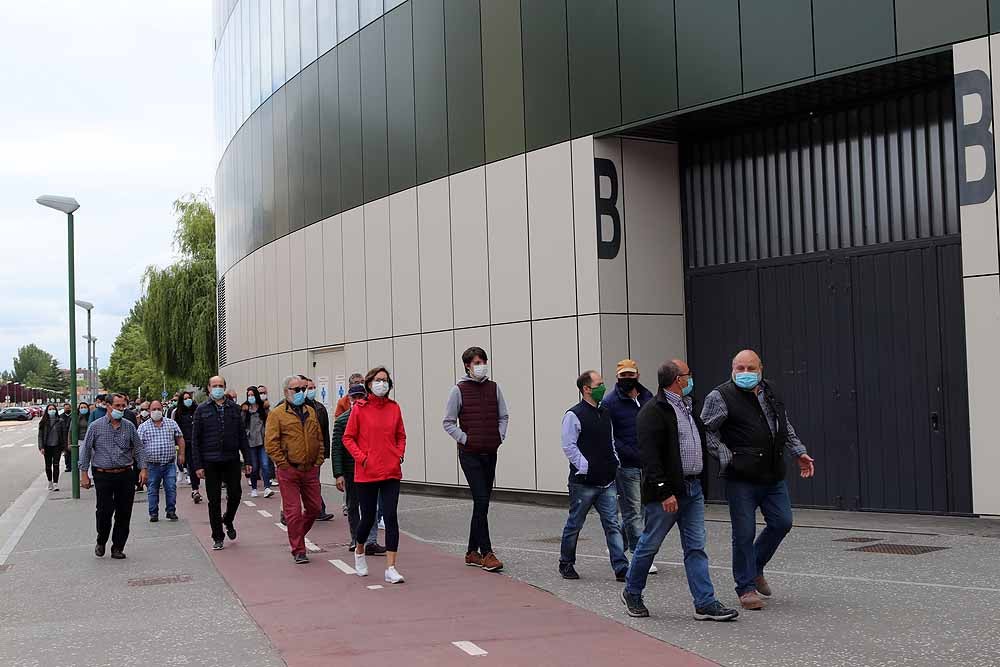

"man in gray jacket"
[443, 346, 509, 572]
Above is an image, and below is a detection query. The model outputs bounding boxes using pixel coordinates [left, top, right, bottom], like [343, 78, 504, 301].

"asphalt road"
[0, 422, 49, 514]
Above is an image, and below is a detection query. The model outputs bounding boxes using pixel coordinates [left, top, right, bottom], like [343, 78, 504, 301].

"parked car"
[28, 406, 43, 417]
[0, 407, 33, 421]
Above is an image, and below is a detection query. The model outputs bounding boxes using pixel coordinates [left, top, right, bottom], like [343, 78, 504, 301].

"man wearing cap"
[600, 359, 656, 574]
[332, 383, 381, 552]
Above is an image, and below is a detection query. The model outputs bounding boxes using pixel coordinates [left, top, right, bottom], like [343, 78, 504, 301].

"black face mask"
[617, 378, 638, 393]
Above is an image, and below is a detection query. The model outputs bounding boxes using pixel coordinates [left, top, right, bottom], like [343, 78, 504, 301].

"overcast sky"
[0, 1, 214, 377]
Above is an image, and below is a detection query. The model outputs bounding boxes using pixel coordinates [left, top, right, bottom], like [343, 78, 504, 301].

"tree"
[12, 344, 68, 396]
[100, 302, 185, 398]
[0, 370, 13, 382]
[142, 192, 217, 387]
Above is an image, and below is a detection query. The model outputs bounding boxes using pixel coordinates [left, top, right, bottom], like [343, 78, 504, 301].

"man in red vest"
[443, 346, 509, 573]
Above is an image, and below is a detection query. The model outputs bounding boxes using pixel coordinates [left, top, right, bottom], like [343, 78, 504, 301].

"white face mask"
[471, 364, 489, 380]
[260, 393, 268, 401]
[371, 380, 390, 397]
[150, 410, 163, 422]
[140, 410, 149, 418]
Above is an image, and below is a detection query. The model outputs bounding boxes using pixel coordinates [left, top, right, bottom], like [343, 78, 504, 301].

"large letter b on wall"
[954, 69, 996, 206]
[594, 158, 621, 259]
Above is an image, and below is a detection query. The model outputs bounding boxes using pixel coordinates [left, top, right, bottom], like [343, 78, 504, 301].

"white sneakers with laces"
[384, 566, 405, 584]
[250, 488, 259, 498]
[354, 552, 369, 577]
[263, 487, 275, 498]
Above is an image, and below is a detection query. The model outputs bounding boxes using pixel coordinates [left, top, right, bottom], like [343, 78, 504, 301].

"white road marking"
[274, 522, 287, 532]
[0, 474, 50, 565]
[305, 538, 321, 552]
[328, 559, 356, 574]
[243, 501, 256, 507]
[257, 509, 272, 518]
[366, 584, 383, 590]
[21, 444, 34, 448]
[1, 444, 14, 448]
[452, 641, 488, 657]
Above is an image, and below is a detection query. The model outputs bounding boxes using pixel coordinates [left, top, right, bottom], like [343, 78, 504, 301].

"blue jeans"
[147, 462, 177, 516]
[247, 447, 272, 489]
[615, 466, 643, 552]
[560, 482, 628, 575]
[726, 479, 794, 595]
[625, 479, 717, 609]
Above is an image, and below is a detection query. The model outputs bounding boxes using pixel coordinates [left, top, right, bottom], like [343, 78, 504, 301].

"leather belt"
[94, 467, 131, 473]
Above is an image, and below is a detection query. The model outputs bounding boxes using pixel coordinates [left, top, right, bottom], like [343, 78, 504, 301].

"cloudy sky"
[0, 1, 215, 377]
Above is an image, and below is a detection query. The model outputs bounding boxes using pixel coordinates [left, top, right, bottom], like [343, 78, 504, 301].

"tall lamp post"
[37, 195, 81, 500]
[77, 299, 95, 402]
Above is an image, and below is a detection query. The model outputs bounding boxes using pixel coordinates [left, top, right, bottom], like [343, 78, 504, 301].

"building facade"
[212, 0, 1000, 515]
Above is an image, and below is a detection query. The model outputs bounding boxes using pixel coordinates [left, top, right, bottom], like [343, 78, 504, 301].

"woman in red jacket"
[343, 366, 407, 583]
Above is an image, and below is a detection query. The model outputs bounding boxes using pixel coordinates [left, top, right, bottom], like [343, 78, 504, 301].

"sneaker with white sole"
[185, 474, 191, 485]
[649, 563, 658, 574]
[250, 488, 259, 498]
[52, 484, 59, 491]
[263, 487, 275, 498]
[384, 566, 405, 584]
[354, 552, 369, 577]
[47, 481, 54, 491]
[378, 518, 385, 530]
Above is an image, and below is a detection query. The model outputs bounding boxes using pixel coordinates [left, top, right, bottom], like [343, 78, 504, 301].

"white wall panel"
[275, 236, 293, 353]
[527, 142, 577, 320]
[628, 314, 686, 379]
[577, 314, 602, 376]
[593, 137, 628, 313]
[417, 178, 454, 332]
[389, 189, 421, 336]
[490, 322, 536, 490]
[305, 223, 326, 347]
[264, 243, 278, 356]
[364, 199, 393, 339]
[487, 155, 531, 324]
[292, 349, 309, 378]
[279, 352, 294, 392]
[367, 337, 394, 372]
[571, 136, 600, 315]
[392, 334, 425, 482]
[421, 330, 458, 484]
[345, 341, 369, 379]
[450, 167, 491, 328]
[599, 314, 629, 386]
[321, 215, 346, 346]
[531, 317, 579, 492]
[964, 275, 1000, 514]
[341, 208, 368, 342]
[289, 230, 308, 349]
[254, 250, 266, 357]
[453, 327, 491, 382]
[622, 140, 683, 315]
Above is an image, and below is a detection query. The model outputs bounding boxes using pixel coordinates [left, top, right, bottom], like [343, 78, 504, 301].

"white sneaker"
[48, 481, 53, 490]
[378, 518, 385, 530]
[185, 474, 191, 485]
[52, 484, 59, 491]
[263, 487, 274, 498]
[649, 563, 658, 575]
[250, 488, 259, 498]
[384, 566, 405, 584]
[354, 552, 369, 577]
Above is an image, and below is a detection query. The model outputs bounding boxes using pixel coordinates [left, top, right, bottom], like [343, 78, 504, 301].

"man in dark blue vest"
[558, 370, 629, 582]
[701, 349, 816, 611]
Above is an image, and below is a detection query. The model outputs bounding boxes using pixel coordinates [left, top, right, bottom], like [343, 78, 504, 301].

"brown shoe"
[754, 575, 772, 599]
[480, 552, 504, 572]
[739, 590, 765, 610]
[465, 551, 483, 567]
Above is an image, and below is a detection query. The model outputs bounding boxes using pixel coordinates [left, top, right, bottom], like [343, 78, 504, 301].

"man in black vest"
[558, 370, 629, 581]
[701, 349, 815, 611]
[443, 346, 509, 573]
[621, 360, 738, 621]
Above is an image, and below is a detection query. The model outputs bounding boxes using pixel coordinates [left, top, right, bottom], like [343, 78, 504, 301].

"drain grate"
[848, 543, 949, 556]
[128, 574, 193, 587]
[833, 536, 883, 543]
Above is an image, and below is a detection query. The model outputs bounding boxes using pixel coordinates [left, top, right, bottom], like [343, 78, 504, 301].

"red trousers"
[276, 465, 322, 555]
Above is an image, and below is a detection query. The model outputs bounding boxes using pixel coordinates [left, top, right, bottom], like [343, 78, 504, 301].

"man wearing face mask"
[138, 400, 185, 522]
[299, 376, 335, 521]
[192, 376, 253, 551]
[600, 359, 655, 573]
[88, 394, 109, 424]
[443, 347, 509, 573]
[701, 349, 816, 611]
[621, 360, 738, 622]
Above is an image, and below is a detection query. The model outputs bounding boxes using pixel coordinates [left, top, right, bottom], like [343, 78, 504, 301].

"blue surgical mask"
[111, 409, 124, 420]
[80, 407, 89, 415]
[47, 409, 57, 418]
[210, 387, 226, 400]
[682, 377, 694, 396]
[184, 398, 193, 407]
[306, 388, 316, 401]
[291, 391, 306, 406]
[733, 372, 760, 390]
[247, 395, 256, 404]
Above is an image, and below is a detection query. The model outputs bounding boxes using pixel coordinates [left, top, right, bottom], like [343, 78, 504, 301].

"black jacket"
[191, 398, 250, 470]
[305, 398, 331, 458]
[636, 391, 709, 505]
[38, 415, 69, 449]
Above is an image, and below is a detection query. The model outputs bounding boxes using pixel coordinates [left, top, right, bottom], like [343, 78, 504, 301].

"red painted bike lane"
[179, 489, 717, 666]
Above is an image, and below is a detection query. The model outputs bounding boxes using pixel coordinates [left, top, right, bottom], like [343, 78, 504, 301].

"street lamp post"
[37, 195, 81, 500]
[76, 299, 94, 403]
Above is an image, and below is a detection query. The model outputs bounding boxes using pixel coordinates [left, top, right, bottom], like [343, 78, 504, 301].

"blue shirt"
[137, 417, 183, 464]
[79, 415, 145, 471]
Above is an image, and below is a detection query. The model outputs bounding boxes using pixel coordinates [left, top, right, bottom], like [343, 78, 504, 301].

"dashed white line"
[21, 444, 34, 448]
[257, 509, 272, 518]
[304, 538, 321, 552]
[452, 641, 487, 657]
[274, 522, 287, 532]
[328, 559, 356, 574]
[243, 501, 256, 507]
[366, 584, 383, 590]
[1, 444, 14, 448]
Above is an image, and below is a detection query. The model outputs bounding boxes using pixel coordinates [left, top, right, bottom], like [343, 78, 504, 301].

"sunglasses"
[288, 386, 307, 394]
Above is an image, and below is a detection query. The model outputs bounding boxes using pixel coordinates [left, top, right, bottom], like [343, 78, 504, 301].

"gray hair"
[657, 361, 681, 391]
[281, 375, 301, 391]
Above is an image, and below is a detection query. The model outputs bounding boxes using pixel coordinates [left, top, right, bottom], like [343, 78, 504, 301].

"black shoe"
[559, 563, 580, 580]
[694, 600, 740, 622]
[615, 569, 628, 583]
[94, 543, 105, 558]
[166, 512, 179, 521]
[225, 522, 237, 540]
[316, 512, 335, 522]
[149, 515, 159, 523]
[294, 552, 310, 564]
[621, 589, 650, 618]
[192, 491, 202, 504]
[348, 542, 357, 552]
[280, 512, 286, 526]
[212, 540, 225, 550]
[365, 543, 387, 556]
[110, 548, 126, 560]
[64, 467, 72, 473]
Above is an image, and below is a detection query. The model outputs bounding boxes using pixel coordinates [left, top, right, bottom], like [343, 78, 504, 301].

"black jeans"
[63, 448, 72, 470]
[42, 447, 62, 483]
[356, 479, 400, 552]
[93, 469, 136, 549]
[203, 459, 243, 541]
[185, 442, 200, 490]
[459, 451, 497, 554]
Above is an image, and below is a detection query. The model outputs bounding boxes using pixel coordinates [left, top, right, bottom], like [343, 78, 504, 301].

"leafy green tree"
[100, 302, 185, 398]
[12, 344, 68, 395]
[142, 192, 217, 387]
[0, 370, 13, 382]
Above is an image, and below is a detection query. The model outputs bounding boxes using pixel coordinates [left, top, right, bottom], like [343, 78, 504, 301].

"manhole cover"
[531, 536, 587, 544]
[833, 536, 883, 543]
[128, 574, 193, 587]
[848, 543, 949, 555]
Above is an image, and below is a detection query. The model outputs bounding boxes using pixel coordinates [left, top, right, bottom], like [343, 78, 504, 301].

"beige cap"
[615, 359, 639, 376]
